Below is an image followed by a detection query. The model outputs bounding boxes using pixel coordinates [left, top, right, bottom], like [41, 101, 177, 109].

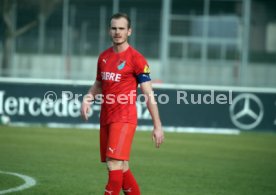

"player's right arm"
[81, 80, 102, 121]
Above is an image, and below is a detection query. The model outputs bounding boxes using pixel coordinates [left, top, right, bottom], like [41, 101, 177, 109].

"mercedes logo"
[230, 93, 264, 130]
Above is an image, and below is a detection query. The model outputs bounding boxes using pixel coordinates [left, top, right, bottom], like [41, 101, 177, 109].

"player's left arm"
[140, 81, 164, 148]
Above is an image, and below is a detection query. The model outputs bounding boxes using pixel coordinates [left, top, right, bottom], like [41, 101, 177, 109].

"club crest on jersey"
[144, 65, 150, 73]
[117, 61, 126, 70]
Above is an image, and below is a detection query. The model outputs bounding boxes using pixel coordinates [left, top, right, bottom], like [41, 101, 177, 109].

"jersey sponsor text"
[101, 72, 122, 82]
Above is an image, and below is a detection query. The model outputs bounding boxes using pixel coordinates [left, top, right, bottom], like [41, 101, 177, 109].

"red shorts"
[100, 122, 136, 162]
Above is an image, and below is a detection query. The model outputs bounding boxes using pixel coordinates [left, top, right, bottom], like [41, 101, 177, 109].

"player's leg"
[105, 123, 136, 160]
[100, 125, 123, 195]
[106, 122, 139, 195]
[100, 125, 108, 163]
[104, 158, 124, 195]
[104, 122, 139, 195]
[122, 161, 140, 195]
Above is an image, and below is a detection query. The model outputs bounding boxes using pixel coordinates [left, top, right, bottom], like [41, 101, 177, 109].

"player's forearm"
[87, 81, 102, 99]
[144, 93, 162, 128]
[81, 81, 101, 120]
[140, 82, 162, 128]
[146, 100, 162, 128]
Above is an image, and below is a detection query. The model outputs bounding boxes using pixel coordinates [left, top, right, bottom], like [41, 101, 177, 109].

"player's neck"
[113, 42, 129, 53]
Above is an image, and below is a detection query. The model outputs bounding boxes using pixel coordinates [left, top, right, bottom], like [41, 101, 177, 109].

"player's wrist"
[153, 122, 162, 129]
[83, 93, 95, 104]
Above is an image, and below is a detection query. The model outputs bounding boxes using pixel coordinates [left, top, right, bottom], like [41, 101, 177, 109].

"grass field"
[0, 126, 276, 195]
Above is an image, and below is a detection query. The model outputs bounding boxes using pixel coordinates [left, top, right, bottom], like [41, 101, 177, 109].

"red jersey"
[96, 46, 151, 126]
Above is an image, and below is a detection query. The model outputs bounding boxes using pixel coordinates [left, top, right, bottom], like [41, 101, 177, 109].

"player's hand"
[152, 127, 164, 148]
[80, 96, 92, 121]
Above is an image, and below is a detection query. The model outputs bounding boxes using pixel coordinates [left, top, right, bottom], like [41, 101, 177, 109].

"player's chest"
[100, 55, 133, 82]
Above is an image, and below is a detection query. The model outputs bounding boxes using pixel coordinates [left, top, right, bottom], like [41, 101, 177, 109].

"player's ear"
[128, 28, 132, 36]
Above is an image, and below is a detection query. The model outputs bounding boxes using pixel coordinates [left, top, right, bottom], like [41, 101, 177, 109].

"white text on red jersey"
[101, 72, 122, 82]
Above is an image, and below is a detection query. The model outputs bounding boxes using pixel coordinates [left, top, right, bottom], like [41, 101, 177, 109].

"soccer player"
[81, 13, 164, 195]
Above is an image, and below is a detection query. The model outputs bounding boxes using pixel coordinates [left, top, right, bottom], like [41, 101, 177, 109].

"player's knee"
[106, 158, 123, 170]
[123, 161, 129, 172]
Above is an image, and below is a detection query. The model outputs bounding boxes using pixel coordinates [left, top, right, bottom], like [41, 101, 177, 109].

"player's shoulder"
[128, 46, 145, 59]
[99, 47, 113, 59]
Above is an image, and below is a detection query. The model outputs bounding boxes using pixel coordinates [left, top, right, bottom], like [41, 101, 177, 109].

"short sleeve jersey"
[96, 46, 151, 126]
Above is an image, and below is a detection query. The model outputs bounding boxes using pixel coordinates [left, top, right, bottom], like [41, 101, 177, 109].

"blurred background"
[1, 0, 275, 87]
[0, 2, 276, 194]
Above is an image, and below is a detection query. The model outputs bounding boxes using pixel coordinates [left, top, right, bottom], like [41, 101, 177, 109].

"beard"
[112, 37, 128, 45]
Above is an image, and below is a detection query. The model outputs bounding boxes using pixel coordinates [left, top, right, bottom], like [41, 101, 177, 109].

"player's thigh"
[100, 125, 109, 162]
[106, 157, 124, 170]
[106, 123, 136, 160]
[123, 161, 129, 172]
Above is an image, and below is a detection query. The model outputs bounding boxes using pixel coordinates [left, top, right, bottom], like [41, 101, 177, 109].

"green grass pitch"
[0, 126, 276, 195]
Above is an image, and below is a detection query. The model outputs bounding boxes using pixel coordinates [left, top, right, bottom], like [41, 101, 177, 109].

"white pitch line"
[0, 171, 36, 194]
